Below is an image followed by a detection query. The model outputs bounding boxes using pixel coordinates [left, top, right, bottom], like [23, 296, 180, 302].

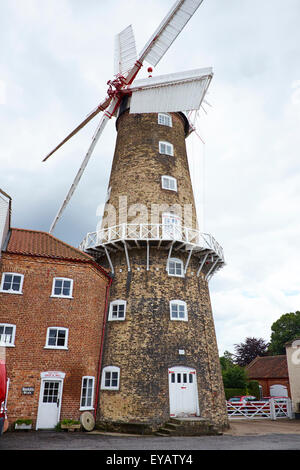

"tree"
[222, 365, 247, 389]
[234, 337, 269, 367]
[268, 311, 300, 355]
[220, 350, 235, 372]
[220, 351, 247, 389]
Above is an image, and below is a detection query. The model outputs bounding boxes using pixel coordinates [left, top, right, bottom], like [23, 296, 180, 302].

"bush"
[247, 380, 260, 399]
[222, 366, 247, 389]
[224, 388, 247, 400]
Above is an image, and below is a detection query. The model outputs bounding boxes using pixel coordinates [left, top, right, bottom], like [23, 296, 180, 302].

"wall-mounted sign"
[22, 387, 34, 395]
[40, 371, 65, 379]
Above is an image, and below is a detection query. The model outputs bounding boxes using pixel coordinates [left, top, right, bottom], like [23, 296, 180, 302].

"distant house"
[0, 190, 112, 429]
[246, 355, 290, 398]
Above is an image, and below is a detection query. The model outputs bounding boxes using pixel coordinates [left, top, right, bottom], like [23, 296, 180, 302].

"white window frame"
[45, 327, 69, 350]
[108, 300, 126, 321]
[0, 273, 24, 294]
[0, 323, 16, 347]
[159, 141, 174, 156]
[158, 113, 172, 127]
[80, 376, 95, 410]
[167, 258, 184, 278]
[51, 277, 73, 298]
[101, 366, 120, 390]
[169, 300, 188, 322]
[161, 175, 177, 192]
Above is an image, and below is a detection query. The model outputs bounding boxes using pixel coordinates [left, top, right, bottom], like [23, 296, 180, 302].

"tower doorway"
[168, 366, 199, 417]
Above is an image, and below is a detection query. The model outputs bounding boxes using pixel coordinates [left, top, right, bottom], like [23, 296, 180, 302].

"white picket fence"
[227, 398, 293, 420]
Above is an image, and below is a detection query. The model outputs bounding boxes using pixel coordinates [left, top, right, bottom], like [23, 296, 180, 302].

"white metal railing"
[227, 398, 293, 420]
[79, 223, 224, 261]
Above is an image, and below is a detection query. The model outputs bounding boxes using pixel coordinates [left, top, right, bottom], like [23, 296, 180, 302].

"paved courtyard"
[1, 419, 300, 451]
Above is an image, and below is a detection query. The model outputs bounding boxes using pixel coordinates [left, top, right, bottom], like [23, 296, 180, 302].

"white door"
[36, 378, 63, 429]
[168, 366, 199, 417]
[270, 384, 288, 397]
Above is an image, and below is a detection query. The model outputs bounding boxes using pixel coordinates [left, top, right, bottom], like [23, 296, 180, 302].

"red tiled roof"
[6, 228, 93, 262]
[246, 355, 288, 379]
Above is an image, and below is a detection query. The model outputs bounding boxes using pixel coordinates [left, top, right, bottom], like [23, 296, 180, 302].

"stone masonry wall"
[102, 111, 198, 230]
[96, 108, 228, 432]
[98, 249, 228, 431]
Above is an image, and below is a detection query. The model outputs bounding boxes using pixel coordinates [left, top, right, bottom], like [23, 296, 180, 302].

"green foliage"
[269, 311, 300, 355]
[247, 380, 260, 399]
[61, 419, 80, 425]
[15, 419, 32, 425]
[222, 365, 247, 389]
[220, 351, 235, 371]
[224, 388, 247, 400]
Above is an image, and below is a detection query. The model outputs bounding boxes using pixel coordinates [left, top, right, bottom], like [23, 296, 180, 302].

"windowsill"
[170, 318, 188, 322]
[50, 295, 73, 299]
[79, 406, 94, 411]
[101, 387, 119, 391]
[0, 344, 15, 348]
[167, 274, 185, 278]
[0, 290, 23, 295]
[108, 318, 126, 322]
[44, 346, 68, 350]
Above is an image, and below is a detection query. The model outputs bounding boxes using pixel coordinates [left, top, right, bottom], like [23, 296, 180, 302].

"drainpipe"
[94, 276, 113, 419]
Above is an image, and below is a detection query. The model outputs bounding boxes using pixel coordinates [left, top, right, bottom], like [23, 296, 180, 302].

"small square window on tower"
[159, 141, 174, 156]
[167, 258, 184, 277]
[158, 113, 172, 127]
[169, 300, 188, 321]
[101, 366, 120, 390]
[108, 300, 126, 321]
[161, 175, 177, 192]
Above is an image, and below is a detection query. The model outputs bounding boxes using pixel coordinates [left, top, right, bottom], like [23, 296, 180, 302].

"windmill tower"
[44, 0, 228, 433]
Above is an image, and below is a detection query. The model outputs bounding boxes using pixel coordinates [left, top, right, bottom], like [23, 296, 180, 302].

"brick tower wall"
[98, 250, 228, 430]
[102, 111, 198, 230]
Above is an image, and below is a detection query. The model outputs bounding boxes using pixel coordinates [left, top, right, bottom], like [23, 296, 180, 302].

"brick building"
[246, 355, 290, 398]
[0, 195, 111, 429]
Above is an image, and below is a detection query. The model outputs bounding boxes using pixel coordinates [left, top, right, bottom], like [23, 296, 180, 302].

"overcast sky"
[1, 0, 300, 356]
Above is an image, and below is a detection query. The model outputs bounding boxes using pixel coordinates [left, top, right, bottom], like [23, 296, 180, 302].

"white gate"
[227, 398, 292, 420]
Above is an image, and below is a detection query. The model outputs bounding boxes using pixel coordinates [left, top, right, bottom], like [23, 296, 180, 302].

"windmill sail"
[45, 0, 207, 232]
[49, 97, 120, 233]
[138, 0, 204, 67]
[43, 96, 111, 162]
[114, 25, 137, 76]
[129, 67, 212, 113]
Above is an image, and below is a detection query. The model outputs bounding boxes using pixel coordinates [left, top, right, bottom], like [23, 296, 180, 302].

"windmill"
[43, 0, 212, 234]
[43, 0, 228, 433]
